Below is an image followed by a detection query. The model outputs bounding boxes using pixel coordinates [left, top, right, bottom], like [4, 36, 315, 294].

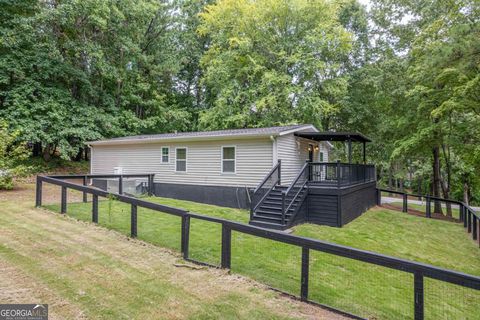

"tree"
[197, 0, 352, 130]
[0, 0, 191, 160]
[0, 121, 29, 189]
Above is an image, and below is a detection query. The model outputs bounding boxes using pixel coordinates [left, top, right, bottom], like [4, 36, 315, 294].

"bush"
[0, 121, 30, 190]
[0, 170, 13, 189]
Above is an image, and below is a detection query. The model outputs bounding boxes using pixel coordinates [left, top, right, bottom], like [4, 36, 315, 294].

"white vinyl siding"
[90, 138, 273, 187]
[276, 134, 329, 184]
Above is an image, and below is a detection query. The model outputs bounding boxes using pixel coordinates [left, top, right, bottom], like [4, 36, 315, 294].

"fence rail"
[377, 188, 480, 248]
[36, 174, 480, 320]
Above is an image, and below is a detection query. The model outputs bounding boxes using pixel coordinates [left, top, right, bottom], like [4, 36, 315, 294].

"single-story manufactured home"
[87, 125, 377, 229]
[88, 125, 330, 205]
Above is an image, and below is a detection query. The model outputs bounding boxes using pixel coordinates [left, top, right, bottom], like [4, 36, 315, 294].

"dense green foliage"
[0, 0, 479, 202]
[0, 121, 29, 189]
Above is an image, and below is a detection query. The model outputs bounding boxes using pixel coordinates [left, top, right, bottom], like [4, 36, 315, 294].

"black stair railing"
[250, 160, 281, 219]
[281, 162, 309, 225]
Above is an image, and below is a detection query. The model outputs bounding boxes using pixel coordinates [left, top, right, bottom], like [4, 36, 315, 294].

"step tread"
[255, 210, 293, 217]
[249, 220, 288, 230]
[258, 207, 297, 214]
[252, 215, 290, 222]
[259, 203, 298, 209]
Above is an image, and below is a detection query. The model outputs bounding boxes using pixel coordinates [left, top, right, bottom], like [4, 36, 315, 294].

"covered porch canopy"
[294, 132, 371, 164]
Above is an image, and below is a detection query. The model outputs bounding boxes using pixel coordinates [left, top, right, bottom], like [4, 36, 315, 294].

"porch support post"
[363, 141, 366, 164]
[348, 138, 352, 164]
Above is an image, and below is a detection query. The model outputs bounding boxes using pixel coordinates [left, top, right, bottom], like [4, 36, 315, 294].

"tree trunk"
[42, 144, 51, 162]
[440, 144, 452, 217]
[463, 180, 470, 206]
[399, 178, 404, 192]
[32, 142, 42, 157]
[432, 146, 443, 214]
[74, 148, 83, 161]
[388, 167, 393, 196]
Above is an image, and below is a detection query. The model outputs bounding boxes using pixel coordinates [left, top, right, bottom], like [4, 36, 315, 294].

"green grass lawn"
[2, 196, 336, 320]
[45, 197, 480, 319]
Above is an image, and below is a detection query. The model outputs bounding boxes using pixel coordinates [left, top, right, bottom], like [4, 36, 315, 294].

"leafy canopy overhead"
[197, 0, 353, 130]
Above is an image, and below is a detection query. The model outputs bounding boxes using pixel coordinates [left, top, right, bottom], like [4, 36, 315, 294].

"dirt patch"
[0, 180, 84, 204]
[0, 259, 86, 320]
[381, 204, 460, 223]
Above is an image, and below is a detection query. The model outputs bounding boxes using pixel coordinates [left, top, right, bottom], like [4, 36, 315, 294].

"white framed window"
[161, 147, 169, 163]
[222, 146, 236, 173]
[319, 152, 324, 162]
[176, 147, 187, 172]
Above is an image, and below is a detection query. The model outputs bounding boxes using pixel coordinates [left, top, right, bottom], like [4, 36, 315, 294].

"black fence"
[36, 174, 480, 320]
[377, 188, 480, 248]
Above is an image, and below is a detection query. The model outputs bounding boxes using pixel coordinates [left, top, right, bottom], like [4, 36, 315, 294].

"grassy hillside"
[44, 195, 480, 319]
[0, 190, 343, 320]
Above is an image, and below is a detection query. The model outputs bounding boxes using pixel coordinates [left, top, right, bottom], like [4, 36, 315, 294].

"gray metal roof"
[88, 124, 317, 145]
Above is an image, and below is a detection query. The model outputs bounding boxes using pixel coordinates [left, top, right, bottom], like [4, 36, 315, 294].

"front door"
[308, 144, 314, 162]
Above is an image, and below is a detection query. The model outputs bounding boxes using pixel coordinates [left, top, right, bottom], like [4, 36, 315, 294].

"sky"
[357, 0, 372, 10]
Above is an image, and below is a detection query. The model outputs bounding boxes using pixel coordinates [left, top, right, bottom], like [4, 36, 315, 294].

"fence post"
[118, 175, 123, 195]
[92, 194, 98, 223]
[131, 204, 137, 238]
[181, 215, 190, 259]
[467, 210, 472, 233]
[221, 224, 232, 269]
[82, 176, 88, 202]
[336, 160, 341, 188]
[414, 272, 424, 320]
[376, 189, 381, 206]
[35, 177, 42, 207]
[403, 193, 408, 213]
[148, 174, 154, 196]
[61, 186, 67, 214]
[426, 195, 431, 218]
[473, 217, 477, 240]
[301, 247, 309, 301]
[459, 204, 464, 222]
[464, 206, 468, 228]
[477, 219, 480, 248]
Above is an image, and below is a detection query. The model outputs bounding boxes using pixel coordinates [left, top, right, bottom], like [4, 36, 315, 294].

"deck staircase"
[250, 185, 307, 229]
[249, 161, 309, 230]
[249, 160, 377, 230]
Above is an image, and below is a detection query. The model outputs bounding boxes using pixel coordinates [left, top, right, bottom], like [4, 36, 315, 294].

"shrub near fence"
[36, 175, 480, 320]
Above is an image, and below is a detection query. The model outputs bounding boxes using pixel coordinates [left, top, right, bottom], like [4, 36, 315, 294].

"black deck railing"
[282, 162, 309, 226]
[36, 174, 480, 320]
[377, 188, 480, 248]
[309, 162, 376, 187]
[250, 160, 281, 219]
